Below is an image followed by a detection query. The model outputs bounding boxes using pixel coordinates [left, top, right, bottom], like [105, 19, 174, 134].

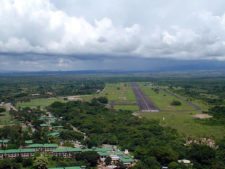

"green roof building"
[48, 167, 84, 169]
[27, 143, 58, 152]
[25, 140, 33, 144]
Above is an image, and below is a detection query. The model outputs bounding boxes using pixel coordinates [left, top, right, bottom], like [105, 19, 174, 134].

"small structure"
[48, 132, 60, 137]
[178, 159, 192, 166]
[25, 140, 33, 145]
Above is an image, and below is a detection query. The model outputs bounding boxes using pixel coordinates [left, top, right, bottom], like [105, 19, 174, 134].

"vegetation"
[171, 100, 182, 106]
[1, 73, 225, 168]
[47, 100, 225, 168]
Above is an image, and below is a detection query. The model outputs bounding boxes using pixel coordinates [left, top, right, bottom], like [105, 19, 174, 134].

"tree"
[76, 151, 99, 167]
[171, 100, 182, 106]
[152, 146, 179, 165]
[33, 155, 48, 169]
[0, 159, 21, 169]
[168, 162, 179, 169]
[0, 108, 5, 113]
[105, 156, 112, 165]
[96, 97, 108, 104]
[188, 144, 215, 166]
[22, 158, 33, 168]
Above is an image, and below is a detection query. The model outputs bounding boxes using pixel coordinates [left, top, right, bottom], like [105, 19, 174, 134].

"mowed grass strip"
[81, 83, 139, 111]
[139, 83, 225, 140]
[81, 83, 137, 102]
[114, 105, 139, 111]
[139, 83, 196, 111]
[101, 83, 136, 102]
[17, 97, 65, 109]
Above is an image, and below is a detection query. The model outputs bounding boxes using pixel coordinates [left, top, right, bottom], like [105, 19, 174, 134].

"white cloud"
[0, 0, 225, 63]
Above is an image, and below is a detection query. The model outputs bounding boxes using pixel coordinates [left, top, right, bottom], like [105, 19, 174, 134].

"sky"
[1, 0, 225, 71]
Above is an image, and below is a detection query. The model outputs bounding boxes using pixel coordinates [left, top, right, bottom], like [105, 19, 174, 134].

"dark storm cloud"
[1, 0, 225, 71]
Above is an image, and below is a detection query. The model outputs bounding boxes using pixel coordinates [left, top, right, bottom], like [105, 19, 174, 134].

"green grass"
[139, 83, 196, 111]
[81, 83, 139, 110]
[17, 97, 65, 109]
[114, 105, 139, 111]
[100, 83, 136, 102]
[139, 83, 225, 140]
[142, 111, 225, 140]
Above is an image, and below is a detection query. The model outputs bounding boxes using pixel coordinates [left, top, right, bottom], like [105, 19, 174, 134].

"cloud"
[1, 0, 225, 71]
[0, 0, 141, 56]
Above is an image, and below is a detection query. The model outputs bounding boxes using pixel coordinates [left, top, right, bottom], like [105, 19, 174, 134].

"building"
[52, 147, 82, 158]
[0, 139, 9, 148]
[48, 132, 60, 137]
[25, 140, 33, 145]
[49, 166, 85, 169]
[26, 143, 58, 152]
[0, 149, 35, 159]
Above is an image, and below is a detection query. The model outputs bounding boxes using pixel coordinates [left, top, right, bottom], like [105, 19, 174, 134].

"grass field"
[139, 83, 225, 140]
[17, 97, 65, 109]
[80, 83, 139, 111]
[114, 105, 139, 111]
[142, 111, 225, 140]
[139, 83, 197, 111]
[100, 83, 136, 102]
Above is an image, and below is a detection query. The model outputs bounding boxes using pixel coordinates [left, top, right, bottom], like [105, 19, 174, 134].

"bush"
[0, 108, 5, 113]
[76, 151, 99, 167]
[171, 100, 182, 106]
[22, 158, 33, 167]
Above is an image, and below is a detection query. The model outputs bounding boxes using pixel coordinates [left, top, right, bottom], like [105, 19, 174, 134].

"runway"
[131, 83, 159, 112]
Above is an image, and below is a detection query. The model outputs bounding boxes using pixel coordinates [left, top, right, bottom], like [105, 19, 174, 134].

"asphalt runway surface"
[131, 83, 159, 112]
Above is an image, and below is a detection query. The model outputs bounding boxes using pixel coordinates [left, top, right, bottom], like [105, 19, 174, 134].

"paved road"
[131, 83, 159, 112]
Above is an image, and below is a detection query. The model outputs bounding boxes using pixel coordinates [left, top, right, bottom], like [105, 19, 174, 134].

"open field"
[142, 111, 225, 140]
[81, 83, 139, 111]
[17, 97, 65, 109]
[139, 83, 200, 111]
[138, 83, 225, 140]
[101, 83, 136, 102]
